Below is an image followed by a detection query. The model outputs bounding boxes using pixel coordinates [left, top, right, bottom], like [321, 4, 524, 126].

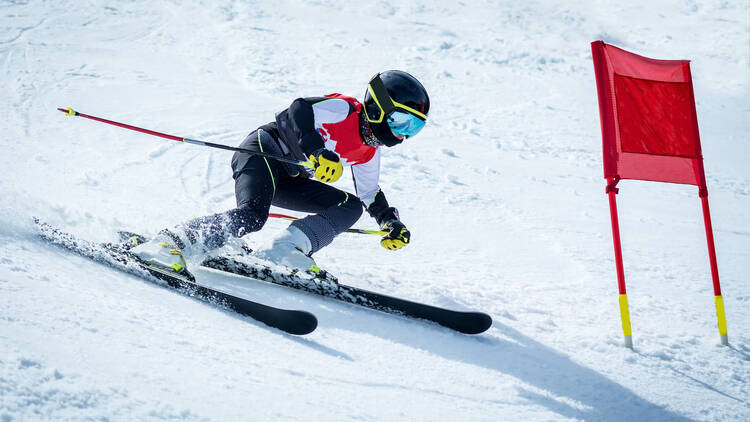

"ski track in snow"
[1, 1, 749, 421]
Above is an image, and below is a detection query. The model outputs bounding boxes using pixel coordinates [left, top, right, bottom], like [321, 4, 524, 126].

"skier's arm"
[367, 190, 410, 250]
[352, 151, 410, 250]
[286, 97, 326, 155]
[364, 190, 398, 226]
[286, 98, 343, 183]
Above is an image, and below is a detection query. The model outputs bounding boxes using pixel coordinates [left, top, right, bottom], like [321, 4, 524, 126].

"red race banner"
[592, 41, 705, 186]
[591, 41, 727, 349]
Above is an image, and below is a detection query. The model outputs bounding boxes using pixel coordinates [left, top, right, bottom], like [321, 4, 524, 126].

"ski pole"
[57, 107, 314, 168]
[269, 213, 387, 236]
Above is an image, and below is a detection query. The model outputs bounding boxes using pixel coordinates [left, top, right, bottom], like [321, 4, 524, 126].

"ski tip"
[284, 311, 318, 335]
[456, 312, 493, 335]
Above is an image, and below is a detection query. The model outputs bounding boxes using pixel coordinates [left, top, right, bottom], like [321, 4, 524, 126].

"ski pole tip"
[57, 107, 77, 116]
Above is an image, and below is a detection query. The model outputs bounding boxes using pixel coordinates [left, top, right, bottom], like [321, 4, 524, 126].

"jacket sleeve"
[352, 150, 399, 226]
[285, 97, 327, 156]
[366, 190, 400, 227]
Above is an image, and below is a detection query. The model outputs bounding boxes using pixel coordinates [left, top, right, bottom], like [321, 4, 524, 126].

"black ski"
[202, 255, 493, 334]
[35, 220, 317, 335]
[120, 231, 492, 334]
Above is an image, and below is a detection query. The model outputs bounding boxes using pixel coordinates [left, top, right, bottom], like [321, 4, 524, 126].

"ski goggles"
[365, 73, 427, 138]
[387, 110, 426, 137]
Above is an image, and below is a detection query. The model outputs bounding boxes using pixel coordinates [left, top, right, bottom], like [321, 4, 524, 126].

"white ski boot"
[254, 226, 316, 272]
[130, 230, 193, 279]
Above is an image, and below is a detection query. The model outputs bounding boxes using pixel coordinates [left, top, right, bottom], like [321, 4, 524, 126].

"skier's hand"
[380, 220, 410, 250]
[309, 149, 343, 183]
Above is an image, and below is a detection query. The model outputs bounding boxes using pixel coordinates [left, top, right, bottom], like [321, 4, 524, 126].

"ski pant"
[183, 128, 363, 252]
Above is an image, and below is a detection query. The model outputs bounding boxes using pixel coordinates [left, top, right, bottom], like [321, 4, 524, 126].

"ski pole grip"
[58, 107, 77, 117]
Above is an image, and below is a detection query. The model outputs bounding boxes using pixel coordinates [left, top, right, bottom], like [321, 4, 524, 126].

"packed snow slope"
[1, 1, 749, 420]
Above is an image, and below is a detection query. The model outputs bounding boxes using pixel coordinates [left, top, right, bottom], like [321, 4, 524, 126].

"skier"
[131, 70, 430, 277]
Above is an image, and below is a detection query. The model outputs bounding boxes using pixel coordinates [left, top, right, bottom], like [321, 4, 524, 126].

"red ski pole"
[269, 213, 387, 236]
[57, 107, 314, 168]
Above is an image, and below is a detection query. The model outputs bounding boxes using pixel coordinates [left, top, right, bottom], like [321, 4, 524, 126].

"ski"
[34, 220, 318, 335]
[121, 231, 492, 334]
[202, 255, 493, 334]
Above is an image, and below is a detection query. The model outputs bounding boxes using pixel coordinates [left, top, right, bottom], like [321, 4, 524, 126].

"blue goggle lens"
[387, 111, 426, 138]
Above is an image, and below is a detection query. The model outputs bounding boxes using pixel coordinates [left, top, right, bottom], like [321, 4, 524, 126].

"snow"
[1, 0, 749, 420]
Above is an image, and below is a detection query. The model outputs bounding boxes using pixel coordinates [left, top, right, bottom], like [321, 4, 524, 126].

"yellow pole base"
[619, 294, 633, 349]
[715, 295, 728, 346]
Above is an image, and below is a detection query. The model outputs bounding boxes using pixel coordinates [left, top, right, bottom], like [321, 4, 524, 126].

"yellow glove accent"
[380, 225, 410, 250]
[381, 236, 408, 250]
[309, 151, 343, 183]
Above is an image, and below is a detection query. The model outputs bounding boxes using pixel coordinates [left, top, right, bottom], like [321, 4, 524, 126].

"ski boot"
[130, 229, 195, 280]
[253, 226, 338, 283]
[254, 226, 317, 273]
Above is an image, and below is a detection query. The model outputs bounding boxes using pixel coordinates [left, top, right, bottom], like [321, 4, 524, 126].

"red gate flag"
[591, 41, 705, 187]
[591, 41, 727, 348]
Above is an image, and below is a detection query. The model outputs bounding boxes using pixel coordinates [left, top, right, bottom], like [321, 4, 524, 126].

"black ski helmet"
[363, 70, 430, 147]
